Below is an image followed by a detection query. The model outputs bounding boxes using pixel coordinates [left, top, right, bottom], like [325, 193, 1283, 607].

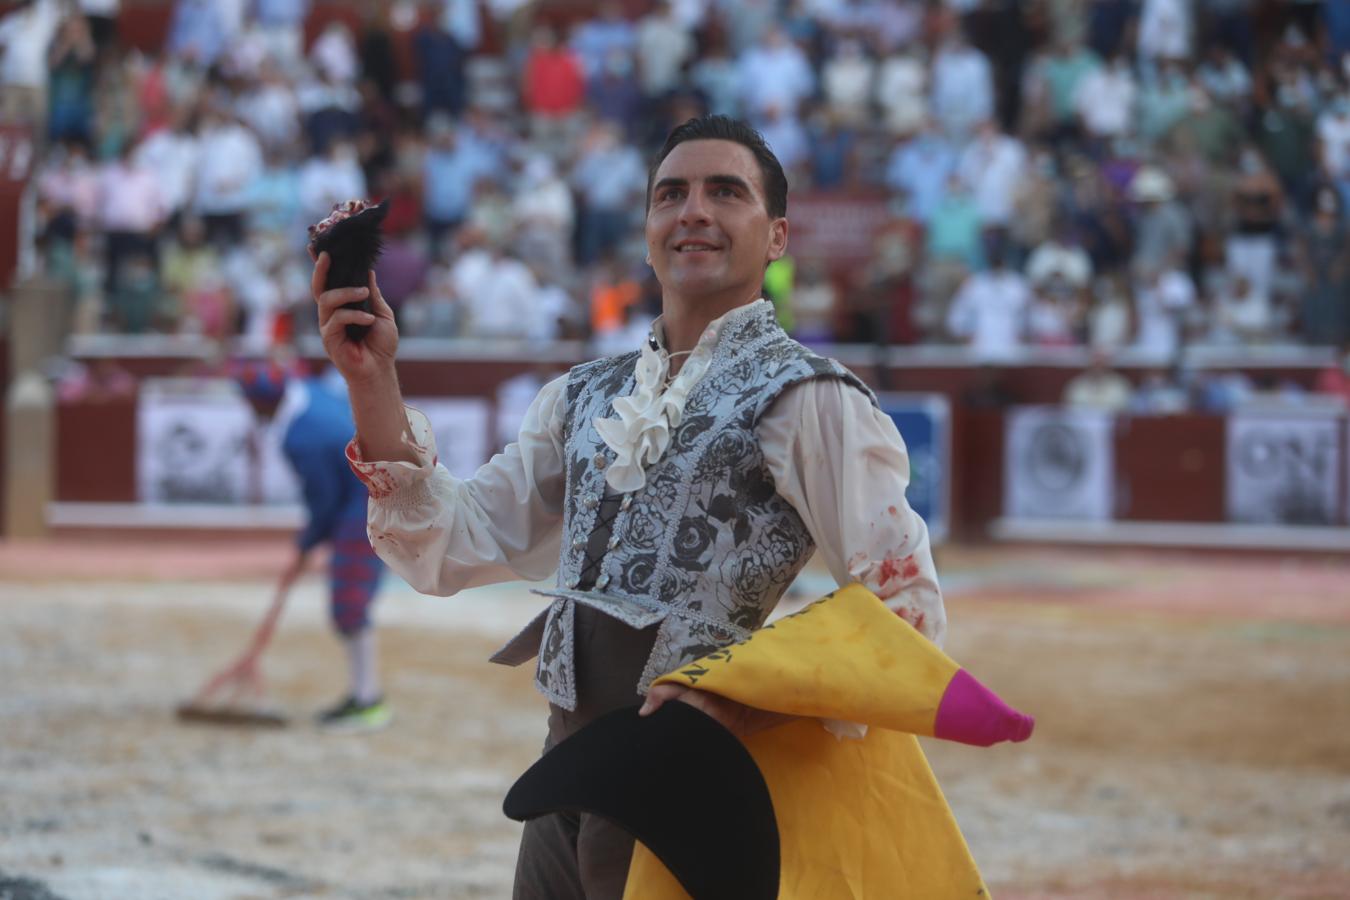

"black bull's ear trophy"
[307, 198, 390, 343]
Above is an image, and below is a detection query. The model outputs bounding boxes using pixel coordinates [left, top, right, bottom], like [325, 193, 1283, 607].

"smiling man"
[311, 115, 944, 899]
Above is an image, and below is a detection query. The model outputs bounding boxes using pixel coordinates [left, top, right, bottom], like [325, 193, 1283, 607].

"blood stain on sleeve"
[878, 555, 919, 587]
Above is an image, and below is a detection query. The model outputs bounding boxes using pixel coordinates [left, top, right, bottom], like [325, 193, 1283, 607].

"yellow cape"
[624, 584, 1019, 899]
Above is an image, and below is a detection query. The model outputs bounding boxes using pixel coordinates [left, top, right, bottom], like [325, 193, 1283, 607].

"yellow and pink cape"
[625, 583, 1033, 899]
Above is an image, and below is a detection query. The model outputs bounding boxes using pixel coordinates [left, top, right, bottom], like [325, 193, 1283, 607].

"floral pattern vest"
[489, 302, 874, 710]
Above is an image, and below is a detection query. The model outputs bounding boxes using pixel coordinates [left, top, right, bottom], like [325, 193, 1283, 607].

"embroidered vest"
[490, 303, 874, 710]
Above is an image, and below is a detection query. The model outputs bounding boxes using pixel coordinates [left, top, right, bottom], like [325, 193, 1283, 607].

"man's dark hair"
[646, 116, 788, 219]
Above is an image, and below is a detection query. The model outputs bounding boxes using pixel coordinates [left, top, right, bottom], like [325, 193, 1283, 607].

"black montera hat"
[503, 701, 779, 900]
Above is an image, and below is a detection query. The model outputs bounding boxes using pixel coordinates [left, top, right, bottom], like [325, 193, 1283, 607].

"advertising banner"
[878, 393, 951, 544]
[1226, 412, 1342, 525]
[1004, 407, 1115, 520]
[138, 379, 302, 505]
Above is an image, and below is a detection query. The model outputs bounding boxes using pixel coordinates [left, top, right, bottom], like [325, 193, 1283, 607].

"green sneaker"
[316, 695, 393, 732]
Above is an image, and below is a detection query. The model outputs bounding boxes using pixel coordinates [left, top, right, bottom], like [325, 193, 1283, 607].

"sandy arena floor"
[1, 537, 1348, 900]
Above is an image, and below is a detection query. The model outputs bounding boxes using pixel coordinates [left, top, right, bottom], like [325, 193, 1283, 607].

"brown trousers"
[512, 605, 660, 900]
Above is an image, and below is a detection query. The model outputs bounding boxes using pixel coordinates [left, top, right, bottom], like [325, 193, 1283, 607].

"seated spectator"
[1136, 61, 1192, 147]
[1087, 274, 1134, 351]
[298, 138, 367, 228]
[1129, 366, 1191, 414]
[167, 0, 231, 69]
[1165, 82, 1243, 166]
[192, 104, 263, 247]
[1064, 352, 1133, 412]
[588, 49, 644, 138]
[946, 249, 1033, 361]
[512, 155, 575, 274]
[1293, 185, 1350, 345]
[1074, 50, 1136, 143]
[885, 123, 956, 226]
[421, 114, 497, 250]
[1030, 37, 1101, 139]
[1196, 369, 1254, 412]
[636, 1, 694, 99]
[223, 232, 287, 348]
[1026, 291, 1082, 347]
[806, 109, 857, 188]
[930, 28, 993, 140]
[47, 13, 97, 145]
[1207, 273, 1274, 345]
[737, 25, 815, 122]
[1226, 146, 1283, 302]
[1026, 227, 1094, 295]
[853, 220, 921, 346]
[821, 38, 874, 128]
[371, 233, 430, 321]
[758, 104, 810, 176]
[791, 261, 838, 343]
[466, 179, 515, 250]
[1132, 264, 1198, 362]
[1128, 166, 1193, 275]
[97, 141, 166, 295]
[875, 48, 927, 137]
[1137, 0, 1192, 66]
[1196, 43, 1251, 110]
[570, 1, 637, 80]
[589, 256, 642, 342]
[107, 252, 161, 334]
[957, 122, 1027, 234]
[689, 39, 741, 119]
[462, 246, 542, 340]
[161, 216, 221, 332]
[571, 121, 645, 265]
[1313, 342, 1350, 407]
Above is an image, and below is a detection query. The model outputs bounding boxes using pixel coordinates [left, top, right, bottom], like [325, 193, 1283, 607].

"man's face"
[644, 140, 787, 304]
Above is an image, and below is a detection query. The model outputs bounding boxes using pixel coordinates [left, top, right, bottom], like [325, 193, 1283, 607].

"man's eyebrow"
[652, 177, 689, 193]
[652, 175, 755, 194]
[706, 174, 753, 193]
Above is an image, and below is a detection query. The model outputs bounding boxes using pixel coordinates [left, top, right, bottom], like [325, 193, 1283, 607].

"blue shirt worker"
[236, 361, 390, 731]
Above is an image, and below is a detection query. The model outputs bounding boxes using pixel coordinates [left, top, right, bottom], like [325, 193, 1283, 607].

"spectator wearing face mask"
[1316, 94, 1350, 210]
[946, 242, 1033, 361]
[1137, 0, 1192, 67]
[930, 28, 994, 140]
[1294, 186, 1350, 346]
[1074, 50, 1136, 144]
[1226, 146, 1283, 303]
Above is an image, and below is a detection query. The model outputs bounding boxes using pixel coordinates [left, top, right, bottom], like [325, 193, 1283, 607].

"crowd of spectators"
[4, 0, 1350, 385]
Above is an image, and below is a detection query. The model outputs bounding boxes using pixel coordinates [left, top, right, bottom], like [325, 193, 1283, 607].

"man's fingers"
[322, 309, 378, 337]
[368, 270, 394, 318]
[310, 251, 330, 299]
[315, 286, 372, 322]
[638, 683, 689, 716]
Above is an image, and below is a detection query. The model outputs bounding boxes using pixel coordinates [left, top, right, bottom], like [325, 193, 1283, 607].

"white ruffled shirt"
[348, 300, 946, 650]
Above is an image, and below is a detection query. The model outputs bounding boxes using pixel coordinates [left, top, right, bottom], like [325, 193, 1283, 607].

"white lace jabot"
[593, 300, 771, 493]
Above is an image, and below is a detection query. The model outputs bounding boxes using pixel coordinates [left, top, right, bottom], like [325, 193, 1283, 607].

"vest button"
[619, 495, 633, 511]
[584, 493, 599, 510]
[593, 453, 608, 469]
[595, 574, 611, 589]
[607, 536, 619, 550]
[571, 538, 585, 551]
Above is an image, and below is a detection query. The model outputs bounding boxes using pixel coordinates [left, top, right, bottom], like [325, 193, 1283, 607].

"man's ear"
[766, 218, 789, 264]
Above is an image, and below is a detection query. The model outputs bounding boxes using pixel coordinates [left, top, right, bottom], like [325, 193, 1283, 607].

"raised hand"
[311, 253, 399, 386]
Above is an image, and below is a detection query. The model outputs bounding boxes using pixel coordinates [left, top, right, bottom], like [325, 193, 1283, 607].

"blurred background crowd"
[5, 0, 1350, 413]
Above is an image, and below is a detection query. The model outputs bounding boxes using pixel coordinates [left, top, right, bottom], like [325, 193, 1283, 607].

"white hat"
[1128, 167, 1175, 203]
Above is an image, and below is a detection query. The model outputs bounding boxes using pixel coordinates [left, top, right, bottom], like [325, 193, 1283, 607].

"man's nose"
[678, 189, 712, 226]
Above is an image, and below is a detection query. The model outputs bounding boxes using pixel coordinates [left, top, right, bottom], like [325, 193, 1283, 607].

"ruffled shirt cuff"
[345, 405, 440, 510]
